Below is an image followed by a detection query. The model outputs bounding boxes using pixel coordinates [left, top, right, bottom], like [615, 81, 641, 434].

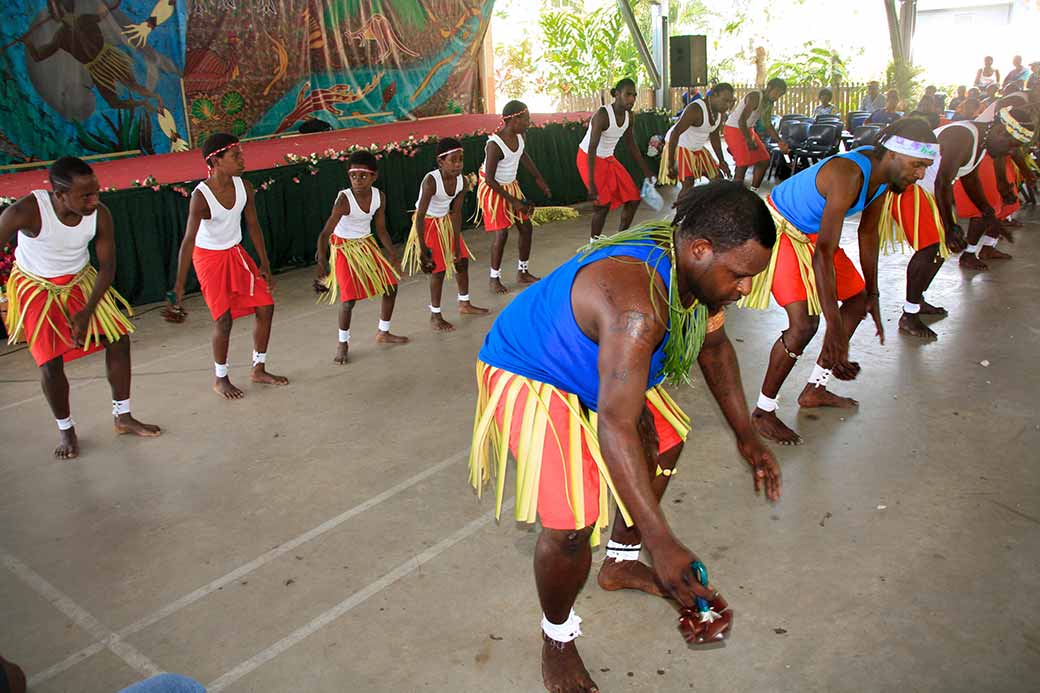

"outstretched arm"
[696, 319, 781, 500]
[857, 194, 885, 345]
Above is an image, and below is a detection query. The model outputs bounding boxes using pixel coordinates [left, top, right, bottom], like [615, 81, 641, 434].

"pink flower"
[292, 177, 300, 183]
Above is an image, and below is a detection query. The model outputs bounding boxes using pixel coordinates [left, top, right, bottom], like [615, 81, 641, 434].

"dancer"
[404, 137, 488, 331]
[722, 77, 789, 191]
[577, 78, 656, 239]
[660, 82, 734, 192]
[171, 133, 288, 399]
[470, 182, 781, 693]
[477, 100, 551, 293]
[0, 157, 160, 459]
[744, 119, 937, 446]
[314, 150, 408, 363]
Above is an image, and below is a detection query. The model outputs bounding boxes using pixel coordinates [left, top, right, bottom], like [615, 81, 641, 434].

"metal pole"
[617, 0, 661, 90]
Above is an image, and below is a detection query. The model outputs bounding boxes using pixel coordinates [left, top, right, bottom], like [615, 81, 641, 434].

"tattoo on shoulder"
[610, 310, 654, 339]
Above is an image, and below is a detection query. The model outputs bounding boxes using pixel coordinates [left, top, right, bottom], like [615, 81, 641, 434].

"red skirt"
[954, 155, 1021, 219]
[576, 148, 641, 210]
[424, 216, 471, 273]
[723, 125, 770, 167]
[331, 236, 398, 302]
[9, 272, 105, 366]
[192, 245, 274, 321]
[771, 235, 865, 308]
[891, 186, 942, 250]
[477, 172, 530, 232]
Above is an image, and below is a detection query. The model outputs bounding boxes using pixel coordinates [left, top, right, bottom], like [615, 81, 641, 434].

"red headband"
[205, 142, 239, 162]
[502, 108, 529, 120]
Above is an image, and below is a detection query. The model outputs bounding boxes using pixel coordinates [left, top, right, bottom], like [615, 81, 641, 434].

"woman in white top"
[577, 78, 654, 239]
[722, 77, 789, 192]
[660, 83, 736, 191]
[404, 137, 489, 331]
[172, 133, 288, 400]
[974, 56, 1000, 90]
[314, 150, 409, 362]
[477, 100, 552, 294]
[0, 156, 160, 459]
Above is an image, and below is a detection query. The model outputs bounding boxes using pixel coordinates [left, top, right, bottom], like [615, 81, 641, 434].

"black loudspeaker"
[670, 35, 707, 87]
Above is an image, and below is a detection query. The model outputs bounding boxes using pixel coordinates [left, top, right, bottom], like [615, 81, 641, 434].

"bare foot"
[214, 376, 245, 399]
[375, 330, 409, 344]
[54, 428, 79, 460]
[251, 365, 289, 386]
[490, 277, 510, 294]
[114, 415, 162, 437]
[334, 342, 349, 364]
[542, 638, 598, 693]
[597, 558, 668, 597]
[798, 384, 858, 408]
[752, 408, 802, 445]
[517, 270, 540, 285]
[458, 300, 490, 315]
[960, 253, 989, 271]
[979, 245, 1012, 260]
[919, 300, 948, 316]
[431, 313, 455, 332]
[899, 313, 938, 340]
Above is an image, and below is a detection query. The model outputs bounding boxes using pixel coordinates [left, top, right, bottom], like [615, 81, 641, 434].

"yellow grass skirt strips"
[475, 177, 527, 228]
[879, 187, 949, 259]
[316, 235, 400, 305]
[658, 145, 720, 186]
[468, 361, 690, 545]
[738, 201, 820, 314]
[401, 214, 474, 280]
[4, 263, 134, 350]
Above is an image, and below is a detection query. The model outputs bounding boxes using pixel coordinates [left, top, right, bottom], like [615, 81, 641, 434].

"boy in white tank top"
[314, 150, 409, 362]
[172, 134, 289, 399]
[722, 77, 789, 191]
[404, 137, 489, 331]
[477, 100, 552, 293]
[660, 84, 736, 192]
[0, 157, 160, 459]
[577, 78, 655, 239]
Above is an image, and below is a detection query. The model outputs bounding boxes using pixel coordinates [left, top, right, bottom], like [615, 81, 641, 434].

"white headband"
[348, 167, 376, 174]
[437, 147, 463, 158]
[884, 136, 939, 161]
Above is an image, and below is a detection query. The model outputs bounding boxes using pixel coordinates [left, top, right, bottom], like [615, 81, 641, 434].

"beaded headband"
[204, 142, 239, 162]
[999, 107, 1035, 144]
[883, 135, 939, 160]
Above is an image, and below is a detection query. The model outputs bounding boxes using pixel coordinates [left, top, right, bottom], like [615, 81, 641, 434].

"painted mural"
[0, 0, 494, 166]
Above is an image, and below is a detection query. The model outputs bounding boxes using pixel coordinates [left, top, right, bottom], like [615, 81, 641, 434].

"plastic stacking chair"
[767, 120, 811, 180]
[790, 122, 842, 172]
[848, 124, 882, 149]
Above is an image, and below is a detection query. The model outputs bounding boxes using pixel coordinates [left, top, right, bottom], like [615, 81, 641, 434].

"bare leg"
[588, 205, 609, 239]
[900, 244, 945, 339]
[751, 302, 819, 445]
[798, 292, 867, 406]
[211, 311, 243, 399]
[732, 165, 749, 186]
[536, 526, 599, 693]
[750, 160, 769, 189]
[618, 199, 640, 233]
[490, 228, 510, 293]
[455, 259, 489, 315]
[375, 289, 409, 344]
[429, 271, 454, 331]
[516, 221, 540, 284]
[335, 300, 355, 364]
[251, 305, 289, 385]
[105, 335, 160, 437]
[39, 356, 78, 459]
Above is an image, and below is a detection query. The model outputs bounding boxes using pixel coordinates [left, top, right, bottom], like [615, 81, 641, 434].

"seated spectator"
[975, 56, 1000, 90]
[859, 80, 885, 113]
[867, 89, 901, 126]
[916, 85, 938, 112]
[948, 85, 968, 111]
[967, 86, 981, 100]
[1028, 62, 1040, 90]
[907, 109, 940, 129]
[813, 88, 838, 116]
[953, 97, 981, 120]
[1003, 55, 1028, 89]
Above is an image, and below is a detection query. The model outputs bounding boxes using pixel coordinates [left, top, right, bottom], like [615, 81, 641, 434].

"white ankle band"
[982, 235, 998, 247]
[56, 416, 75, 431]
[429, 305, 442, 314]
[112, 399, 131, 416]
[489, 268, 502, 279]
[808, 363, 832, 387]
[457, 294, 470, 302]
[338, 329, 351, 343]
[903, 301, 921, 315]
[965, 242, 982, 255]
[252, 351, 267, 367]
[377, 319, 392, 332]
[518, 260, 529, 272]
[215, 362, 229, 378]
[756, 392, 778, 412]
[605, 541, 641, 562]
[541, 610, 583, 643]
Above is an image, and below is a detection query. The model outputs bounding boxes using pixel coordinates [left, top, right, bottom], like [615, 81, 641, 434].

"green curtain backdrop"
[94, 111, 669, 306]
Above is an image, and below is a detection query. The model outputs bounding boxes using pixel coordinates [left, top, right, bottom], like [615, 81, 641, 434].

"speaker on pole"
[670, 35, 707, 87]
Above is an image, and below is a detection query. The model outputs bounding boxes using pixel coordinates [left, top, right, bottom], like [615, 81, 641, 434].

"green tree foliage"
[495, 38, 538, 100]
[768, 45, 850, 85]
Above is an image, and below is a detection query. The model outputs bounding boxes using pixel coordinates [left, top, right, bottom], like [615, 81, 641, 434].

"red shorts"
[477, 173, 530, 232]
[424, 216, 471, 273]
[331, 236, 398, 302]
[8, 272, 106, 366]
[723, 126, 770, 167]
[891, 185, 942, 250]
[954, 155, 1021, 219]
[771, 234, 865, 307]
[192, 245, 274, 321]
[576, 149, 641, 211]
[485, 369, 685, 530]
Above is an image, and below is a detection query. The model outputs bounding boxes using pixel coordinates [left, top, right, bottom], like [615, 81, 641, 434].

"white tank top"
[14, 190, 95, 277]
[921, 122, 984, 194]
[482, 134, 524, 184]
[333, 188, 380, 239]
[726, 90, 761, 129]
[668, 100, 720, 151]
[976, 92, 1027, 123]
[194, 177, 246, 250]
[976, 71, 997, 88]
[579, 105, 630, 158]
[417, 170, 463, 218]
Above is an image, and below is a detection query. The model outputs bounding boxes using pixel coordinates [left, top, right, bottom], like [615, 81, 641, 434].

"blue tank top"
[478, 240, 671, 411]
[770, 147, 888, 235]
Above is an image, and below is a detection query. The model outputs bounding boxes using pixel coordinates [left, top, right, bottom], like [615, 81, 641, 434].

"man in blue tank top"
[741, 119, 938, 446]
[470, 181, 781, 692]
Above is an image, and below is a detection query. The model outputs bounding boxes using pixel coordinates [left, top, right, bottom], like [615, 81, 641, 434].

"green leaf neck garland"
[578, 221, 709, 386]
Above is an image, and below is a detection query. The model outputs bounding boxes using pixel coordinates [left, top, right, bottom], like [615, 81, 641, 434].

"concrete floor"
[1, 186, 1038, 693]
